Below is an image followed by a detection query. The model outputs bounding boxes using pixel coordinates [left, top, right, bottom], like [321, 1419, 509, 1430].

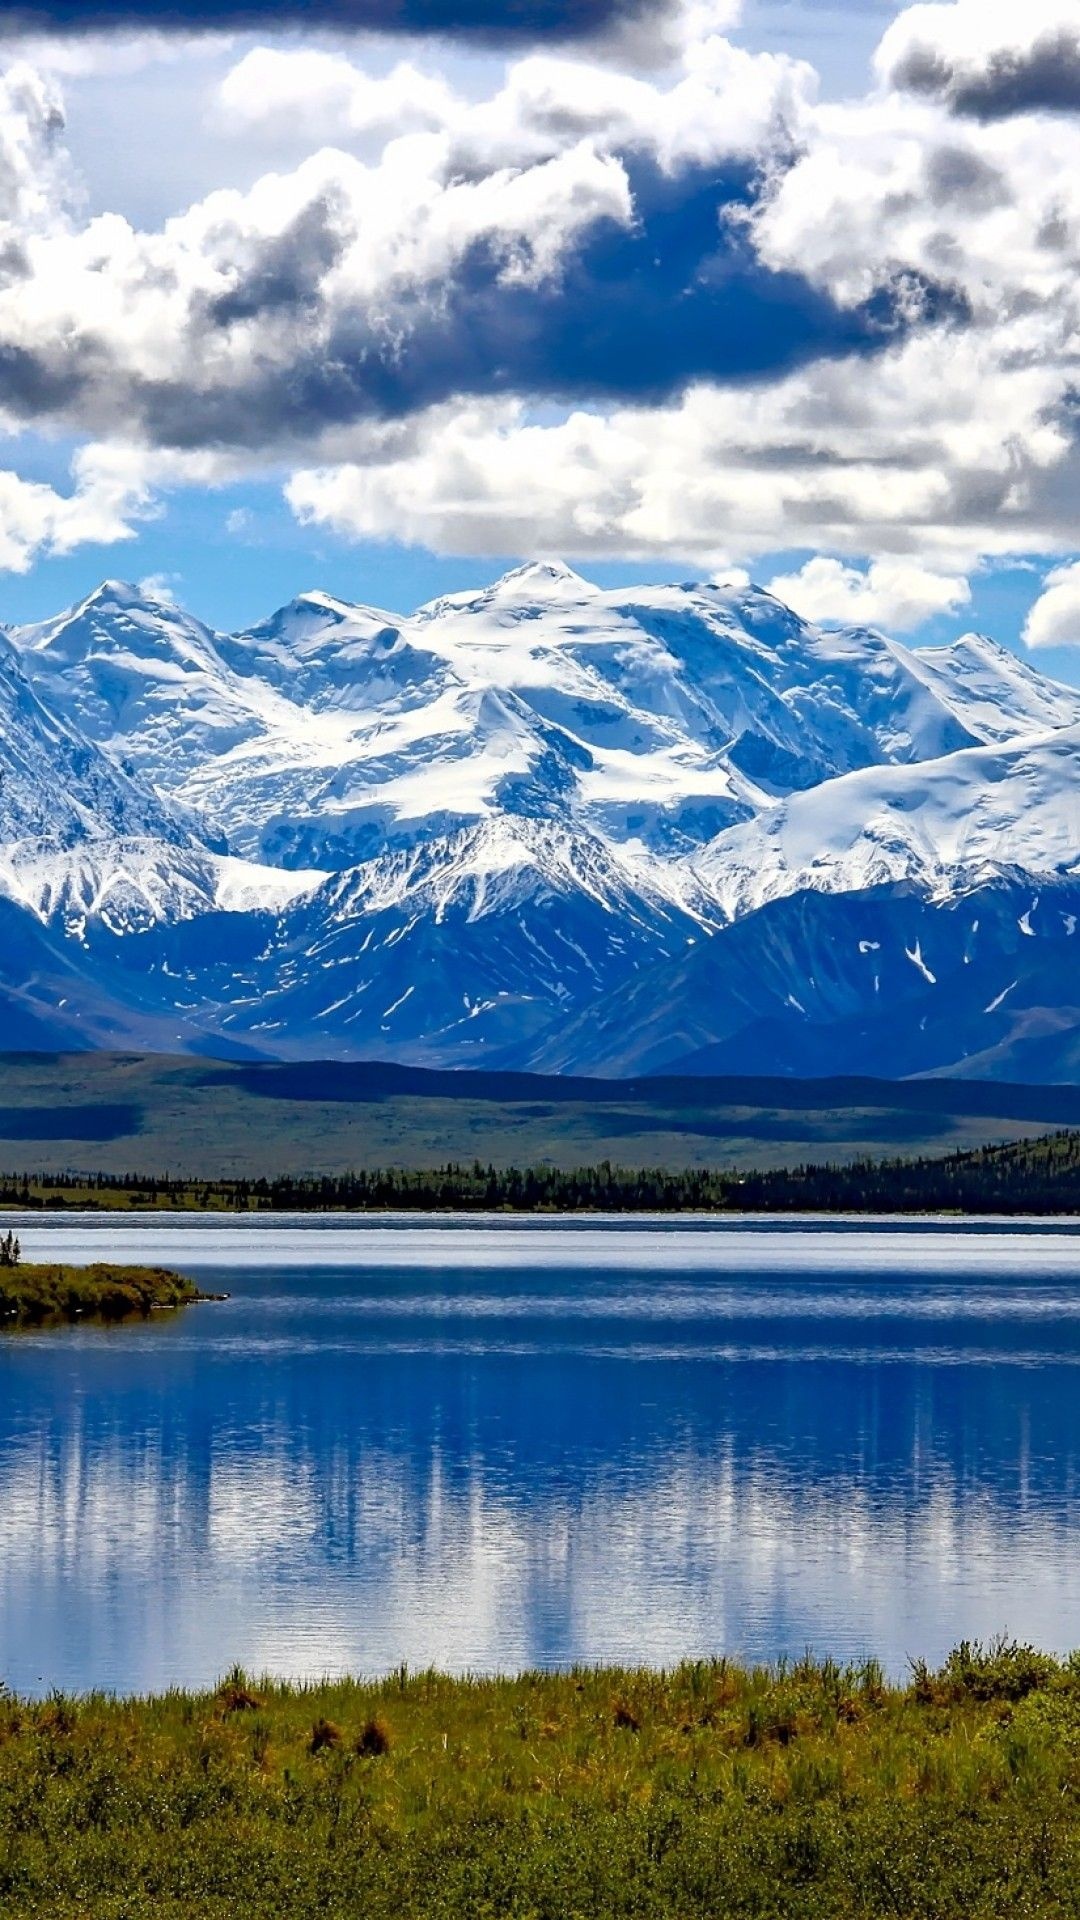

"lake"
[1, 1213, 1079, 1697]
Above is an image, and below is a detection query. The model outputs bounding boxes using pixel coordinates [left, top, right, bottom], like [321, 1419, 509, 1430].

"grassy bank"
[0, 1262, 206, 1327]
[1, 1642, 1078, 1917]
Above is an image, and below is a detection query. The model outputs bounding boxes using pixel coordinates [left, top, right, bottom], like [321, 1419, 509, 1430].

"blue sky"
[0, 0, 1078, 674]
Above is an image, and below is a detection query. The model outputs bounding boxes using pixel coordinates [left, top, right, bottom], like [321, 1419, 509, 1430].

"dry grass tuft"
[218, 1667, 263, 1715]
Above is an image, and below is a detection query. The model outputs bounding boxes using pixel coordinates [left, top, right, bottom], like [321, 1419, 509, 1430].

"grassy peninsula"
[0, 1260, 206, 1328]
[0, 1641, 1078, 1918]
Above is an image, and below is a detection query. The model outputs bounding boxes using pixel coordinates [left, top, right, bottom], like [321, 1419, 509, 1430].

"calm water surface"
[1, 1212, 1079, 1695]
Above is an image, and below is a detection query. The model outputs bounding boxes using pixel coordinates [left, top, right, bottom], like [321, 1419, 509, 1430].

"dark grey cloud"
[0, 0, 673, 43]
[78, 158, 962, 456]
[0, 133, 970, 463]
[0, 240, 30, 282]
[0, 341, 96, 414]
[890, 28, 1080, 120]
[924, 145, 1006, 212]
[205, 196, 344, 326]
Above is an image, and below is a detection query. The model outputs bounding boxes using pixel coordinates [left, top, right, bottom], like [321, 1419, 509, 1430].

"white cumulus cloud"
[876, 0, 1080, 119]
[0, 0, 1074, 601]
[0, 444, 152, 572]
[281, 315, 1078, 573]
[217, 49, 461, 146]
[1022, 562, 1080, 649]
[764, 556, 971, 630]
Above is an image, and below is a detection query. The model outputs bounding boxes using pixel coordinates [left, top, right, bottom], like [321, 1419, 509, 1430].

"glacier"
[1, 562, 1079, 1080]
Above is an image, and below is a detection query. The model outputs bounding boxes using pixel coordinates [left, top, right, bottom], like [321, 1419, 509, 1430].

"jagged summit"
[77, 579, 156, 610]
[490, 559, 596, 593]
[18, 579, 221, 667]
[0, 565, 1078, 1077]
[912, 629, 1080, 744]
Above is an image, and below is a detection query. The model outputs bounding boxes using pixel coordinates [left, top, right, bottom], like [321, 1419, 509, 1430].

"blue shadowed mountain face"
[2, 566, 1080, 1080]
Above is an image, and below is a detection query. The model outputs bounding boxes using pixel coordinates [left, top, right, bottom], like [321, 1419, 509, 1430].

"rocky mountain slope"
[2, 564, 1079, 1080]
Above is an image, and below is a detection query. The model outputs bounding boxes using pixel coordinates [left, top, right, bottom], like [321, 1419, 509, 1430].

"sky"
[0, 0, 1078, 677]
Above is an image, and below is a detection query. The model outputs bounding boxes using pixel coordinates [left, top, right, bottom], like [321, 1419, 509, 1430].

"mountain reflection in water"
[1, 1213, 1078, 1695]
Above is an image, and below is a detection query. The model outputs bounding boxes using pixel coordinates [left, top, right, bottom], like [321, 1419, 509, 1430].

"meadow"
[0, 1051, 1076, 1179]
[0, 1642, 1077, 1918]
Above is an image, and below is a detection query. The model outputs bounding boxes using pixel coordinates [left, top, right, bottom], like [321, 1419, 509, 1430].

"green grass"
[1, 1642, 1078, 1917]
[0, 1262, 205, 1327]
[0, 1049, 1075, 1179]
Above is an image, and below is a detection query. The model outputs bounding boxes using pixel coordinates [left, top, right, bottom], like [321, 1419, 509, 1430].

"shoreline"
[5, 1197, 1080, 1220]
[7, 1199, 1080, 1218]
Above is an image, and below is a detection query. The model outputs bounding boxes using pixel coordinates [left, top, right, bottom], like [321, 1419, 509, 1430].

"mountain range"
[1, 561, 1078, 1081]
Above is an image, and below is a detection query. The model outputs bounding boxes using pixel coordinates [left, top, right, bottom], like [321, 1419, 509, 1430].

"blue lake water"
[1, 1212, 1079, 1696]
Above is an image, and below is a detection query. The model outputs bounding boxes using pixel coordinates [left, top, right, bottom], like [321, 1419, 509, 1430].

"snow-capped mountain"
[689, 723, 1080, 919]
[2, 563, 1079, 1081]
[0, 624, 190, 850]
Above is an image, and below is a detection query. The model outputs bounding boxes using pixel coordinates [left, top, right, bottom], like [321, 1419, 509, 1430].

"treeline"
[2, 1128, 1080, 1211]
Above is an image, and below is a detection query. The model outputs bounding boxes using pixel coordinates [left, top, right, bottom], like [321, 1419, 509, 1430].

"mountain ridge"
[1, 564, 1078, 1082]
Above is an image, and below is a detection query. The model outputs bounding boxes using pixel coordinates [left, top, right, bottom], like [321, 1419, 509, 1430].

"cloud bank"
[0, 0, 692, 46]
[0, 0, 1075, 619]
[0, 36, 849, 463]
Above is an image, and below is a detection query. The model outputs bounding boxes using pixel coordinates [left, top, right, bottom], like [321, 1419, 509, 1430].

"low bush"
[0, 1652, 1078, 1917]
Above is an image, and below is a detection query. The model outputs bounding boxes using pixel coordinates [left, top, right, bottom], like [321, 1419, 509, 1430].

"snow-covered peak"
[10, 585, 282, 841]
[217, 590, 445, 716]
[16, 580, 223, 675]
[0, 629, 195, 851]
[78, 579, 158, 612]
[935, 630, 1013, 663]
[690, 722, 1080, 921]
[913, 631, 1080, 743]
[415, 558, 597, 626]
[316, 813, 708, 928]
[1, 561, 1079, 1073]
[491, 559, 596, 596]
[238, 589, 399, 654]
[7, 559, 1080, 934]
[0, 837, 325, 937]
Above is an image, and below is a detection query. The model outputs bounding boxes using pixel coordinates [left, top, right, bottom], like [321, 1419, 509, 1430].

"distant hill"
[1, 1052, 1080, 1181]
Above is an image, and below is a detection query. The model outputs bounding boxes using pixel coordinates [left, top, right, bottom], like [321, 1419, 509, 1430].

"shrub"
[938, 1638, 1059, 1704]
[355, 1716, 392, 1758]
